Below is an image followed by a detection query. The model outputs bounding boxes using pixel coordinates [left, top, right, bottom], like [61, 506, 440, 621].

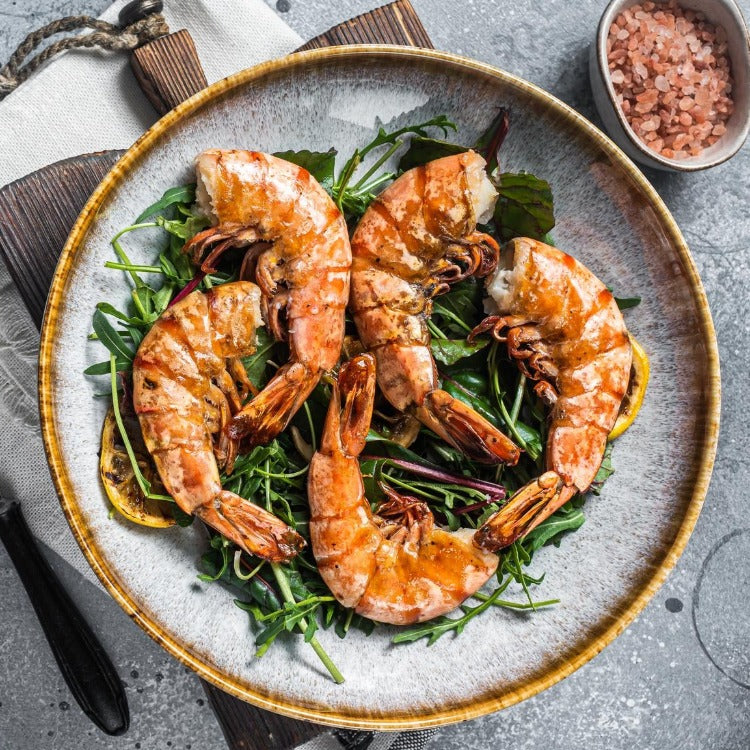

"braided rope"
[0, 13, 169, 99]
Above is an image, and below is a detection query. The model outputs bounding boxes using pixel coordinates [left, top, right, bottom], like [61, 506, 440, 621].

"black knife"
[0, 494, 129, 736]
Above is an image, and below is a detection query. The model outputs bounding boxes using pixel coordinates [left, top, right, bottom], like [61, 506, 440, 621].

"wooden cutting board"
[0, 2, 432, 748]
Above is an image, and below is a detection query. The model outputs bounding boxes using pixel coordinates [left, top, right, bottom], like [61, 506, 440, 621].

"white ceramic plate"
[39, 47, 719, 729]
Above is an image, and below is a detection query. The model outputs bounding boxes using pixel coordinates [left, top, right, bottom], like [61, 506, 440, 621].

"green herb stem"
[391, 584, 507, 645]
[108, 354, 172, 502]
[510, 373, 526, 425]
[262, 460, 343, 683]
[432, 303, 473, 333]
[472, 592, 560, 609]
[351, 140, 402, 190]
[104, 262, 163, 274]
[303, 401, 317, 454]
[427, 320, 448, 340]
[233, 552, 265, 582]
[255, 466, 309, 480]
[270, 563, 344, 684]
[512, 542, 535, 609]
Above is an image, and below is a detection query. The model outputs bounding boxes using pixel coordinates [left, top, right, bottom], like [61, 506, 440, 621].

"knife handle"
[0, 498, 129, 736]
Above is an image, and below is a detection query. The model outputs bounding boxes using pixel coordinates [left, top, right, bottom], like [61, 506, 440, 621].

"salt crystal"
[654, 75, 669, 91]
[673, 133, 690, 149]
[679, 96, 694, 110]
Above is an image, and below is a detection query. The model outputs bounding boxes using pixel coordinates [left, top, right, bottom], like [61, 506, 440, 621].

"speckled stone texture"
[0, 1, 748, 749]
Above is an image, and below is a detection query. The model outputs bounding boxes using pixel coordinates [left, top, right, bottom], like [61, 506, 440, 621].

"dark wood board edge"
[0, 151, 123, 329]
[296, 0, 433, 51]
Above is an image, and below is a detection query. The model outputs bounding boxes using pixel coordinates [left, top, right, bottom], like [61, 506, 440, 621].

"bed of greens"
[86, 111, 631, 683]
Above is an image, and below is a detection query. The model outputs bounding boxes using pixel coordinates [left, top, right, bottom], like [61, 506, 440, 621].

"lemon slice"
[609, 335, 650, 441]
[99, 408, 175, 527]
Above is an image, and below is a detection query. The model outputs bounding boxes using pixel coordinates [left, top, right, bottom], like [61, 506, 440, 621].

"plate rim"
[38, 45, 721, 730]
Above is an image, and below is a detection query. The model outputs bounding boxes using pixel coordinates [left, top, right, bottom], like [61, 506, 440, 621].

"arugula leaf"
[590, 442, 615, 495]
[92, 309, 134, 366]
[392, 585, 508, 645]
[274, 149, 337, 191]
[84, 359, 131, 376]
[396, 108, 510, 174]
[364, 431, 445, 471]
[136, 184, 196, 223]
[615, 296, 641, 310]
[201, 539, 281, 611]
[494, 171, 555, 242]
[156, 213, 210, 240]
[513, 420, 543, 460]
[397, 137, 468, 173]
[430, 278, 483, 337]
[171, 505, 194, 527]
[430, 337, 489, 365]
[525, 506, 585, 552]
[241, 327, 277, 389]
[198, 536, 232, 581]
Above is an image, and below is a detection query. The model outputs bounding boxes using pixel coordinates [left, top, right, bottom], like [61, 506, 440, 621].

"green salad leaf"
[274, 148, 337, 191]
[136, 184, 196, 223]
[494, 171, 555, 242]
[615, 296, 642, 310]
[397, 136, 468, 173]
[590, 442, 615, 495]
[525, 506, 586, 552]
[430, 337, 489, 365]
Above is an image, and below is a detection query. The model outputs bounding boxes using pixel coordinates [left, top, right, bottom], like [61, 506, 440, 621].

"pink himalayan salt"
[606, 0, 734, 159]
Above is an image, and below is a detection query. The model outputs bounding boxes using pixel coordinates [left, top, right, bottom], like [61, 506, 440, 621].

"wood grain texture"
[203, 682, 324, 750]
[296, 0, 432, 51]
[2, 4, 433, 749]
[0, 151, 122, 328]
[130, 29, 208, 115]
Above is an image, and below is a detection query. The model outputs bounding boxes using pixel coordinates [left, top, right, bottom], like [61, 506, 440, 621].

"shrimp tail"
[195, 490, 305, 563]
[330, 354, 377, 457]
[226, 362, 319, 445]
[474, 472, 574, 551]
[416, 389, 521, 465]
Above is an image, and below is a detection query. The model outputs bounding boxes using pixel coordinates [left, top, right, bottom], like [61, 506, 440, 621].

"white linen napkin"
[0, 0, 302, 186]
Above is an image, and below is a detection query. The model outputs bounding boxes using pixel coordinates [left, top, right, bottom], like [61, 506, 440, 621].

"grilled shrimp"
[350, 151, 519, 465]
[133, 281, 304, 563]
[184, 150, 350, 446]
[471, 238, 633, 550]
[307, 355, 499, 625]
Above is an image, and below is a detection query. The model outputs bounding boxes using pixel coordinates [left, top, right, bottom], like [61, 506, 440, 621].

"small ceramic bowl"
[589, 0, 750, 171]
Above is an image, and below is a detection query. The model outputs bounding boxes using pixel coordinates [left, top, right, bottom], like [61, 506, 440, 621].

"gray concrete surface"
[1, 0, 748, 748]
